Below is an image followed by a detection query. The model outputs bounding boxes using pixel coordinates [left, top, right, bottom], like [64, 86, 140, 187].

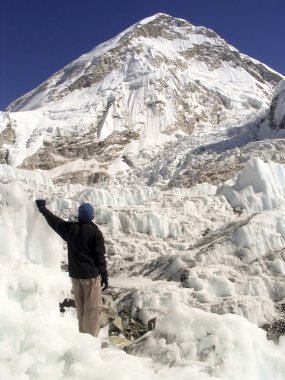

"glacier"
[1, 158, 285, 379]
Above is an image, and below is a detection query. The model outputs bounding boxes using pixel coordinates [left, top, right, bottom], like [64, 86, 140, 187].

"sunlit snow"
[1, 158, 285, 379]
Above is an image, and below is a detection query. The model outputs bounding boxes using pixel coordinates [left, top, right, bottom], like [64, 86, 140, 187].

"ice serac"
[0, 184, 166, 380]
[259, 79, 285, 137]
[1, 159, 285, 379]
[126, 302, 285, 379]
[2, 13, 283, 174]
[219, 157, 285, 212]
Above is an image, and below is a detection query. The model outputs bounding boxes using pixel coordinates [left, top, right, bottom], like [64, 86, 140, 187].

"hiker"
[35, 199, 108, 337]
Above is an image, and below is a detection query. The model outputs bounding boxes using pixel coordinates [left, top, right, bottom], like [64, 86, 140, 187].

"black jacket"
[39, 207, 107, 279]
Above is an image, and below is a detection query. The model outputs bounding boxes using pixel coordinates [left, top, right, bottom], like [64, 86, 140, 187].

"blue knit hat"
[78, 203, 94, 221]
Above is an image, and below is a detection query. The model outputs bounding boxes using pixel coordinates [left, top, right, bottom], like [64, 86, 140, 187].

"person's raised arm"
[36, 199, 71, 241]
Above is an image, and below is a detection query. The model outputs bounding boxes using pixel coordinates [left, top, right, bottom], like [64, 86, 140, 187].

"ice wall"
[0, 164, 54, 191]
[219, 157, 285, 212]
[272, 79, 285, 127]
[259, 79, 285, 137]
[0, 183, 221, 380]
[78, 185, 160, 207]
[0, 183, 167, 380]
[1, 159, 285, 380]
[128, 301, 285, 380]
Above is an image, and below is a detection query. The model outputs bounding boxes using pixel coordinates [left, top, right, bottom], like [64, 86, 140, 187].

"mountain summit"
[7, 13, 281, 112]
[1, 13, 283, 179]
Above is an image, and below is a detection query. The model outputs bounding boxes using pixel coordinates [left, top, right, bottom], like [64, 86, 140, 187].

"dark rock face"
[243, 58, 282, 86]
[182, 44, 282, 86]
[0, 150, 8, 164]
[0, 124, 16, 147]
[52, 55, 119, 102]
[170, 141, 285, 188]
[267, 88, 285, 131]
[0, 123, 16, 164]
[262, 300, 285, 344]
[54, 171, 110, 186]
[19, 129, 139, 184]
[127, 14, 193, 40]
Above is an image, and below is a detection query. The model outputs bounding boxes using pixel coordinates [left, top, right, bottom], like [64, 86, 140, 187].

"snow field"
[115, 263, 277, 328]
[83, 188, 233, 241]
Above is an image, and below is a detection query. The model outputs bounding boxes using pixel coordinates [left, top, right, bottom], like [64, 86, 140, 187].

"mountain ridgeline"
[0, 13, 284, 185]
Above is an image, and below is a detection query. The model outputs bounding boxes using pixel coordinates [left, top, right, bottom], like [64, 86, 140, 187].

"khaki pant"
[72, 277, 102, 337]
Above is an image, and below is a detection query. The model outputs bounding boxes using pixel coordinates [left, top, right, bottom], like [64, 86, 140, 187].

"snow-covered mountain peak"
[7, 13, 281, 112]
[2, 14, 284, 176]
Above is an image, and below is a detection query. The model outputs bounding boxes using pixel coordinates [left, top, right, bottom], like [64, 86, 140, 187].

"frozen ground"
[1, 157, 285, 379]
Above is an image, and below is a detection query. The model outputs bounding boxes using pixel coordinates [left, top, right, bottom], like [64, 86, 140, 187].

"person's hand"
[36, 199, 46, 210]
[101, 272, 108, 291]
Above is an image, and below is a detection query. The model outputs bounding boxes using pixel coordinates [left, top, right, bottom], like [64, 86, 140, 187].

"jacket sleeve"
[91, 229, 108, 276]
[39, 206, 71, 241]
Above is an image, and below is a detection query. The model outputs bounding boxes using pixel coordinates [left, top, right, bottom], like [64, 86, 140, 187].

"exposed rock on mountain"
[260, 79, 285, 133]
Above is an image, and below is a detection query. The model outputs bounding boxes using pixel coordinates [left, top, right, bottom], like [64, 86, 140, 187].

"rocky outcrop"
[170, 140, 285, 188]
[0, 122, 16, 164]
[59, 291, 152, 349]
[266, 80, 285, 130]
[19, 130, 139, 183]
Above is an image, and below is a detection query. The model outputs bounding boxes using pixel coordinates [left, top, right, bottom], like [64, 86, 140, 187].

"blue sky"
[1, 0, 285, 110]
